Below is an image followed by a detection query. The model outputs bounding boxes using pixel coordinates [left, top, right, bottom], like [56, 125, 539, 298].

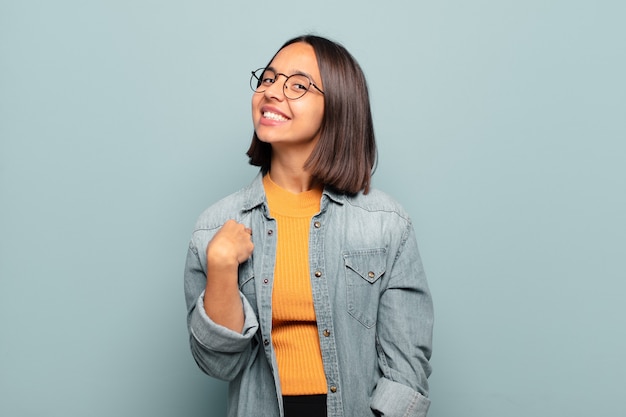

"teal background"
[1, 1, 624, 416]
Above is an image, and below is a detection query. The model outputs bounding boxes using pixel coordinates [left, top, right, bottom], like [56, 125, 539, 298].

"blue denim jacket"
[184, 174, 433, 417]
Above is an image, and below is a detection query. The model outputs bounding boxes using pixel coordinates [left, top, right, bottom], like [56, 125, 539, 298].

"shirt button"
[267, 229, 273, 235]
[263, 279, 269, 284]
[368, 271, 375, 278]
[263, 339, 270, 346]
[323, 329, 330, 337]
[314, 221, 321, 228]
[314, 271, 322, 278]
[329, 385, 337, 393]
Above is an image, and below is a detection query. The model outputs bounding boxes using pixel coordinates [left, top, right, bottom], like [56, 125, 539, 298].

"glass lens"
[259, 69, 275, 86]
[284, 74, 310, 99]
[250, 68, 271, 92]
[249, 68, 313, 99]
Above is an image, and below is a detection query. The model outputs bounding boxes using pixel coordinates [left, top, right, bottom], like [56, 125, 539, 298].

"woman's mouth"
[262, 111, 289, 122]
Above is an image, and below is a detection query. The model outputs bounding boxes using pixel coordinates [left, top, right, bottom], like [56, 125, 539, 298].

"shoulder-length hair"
[246, 35, 377, 195]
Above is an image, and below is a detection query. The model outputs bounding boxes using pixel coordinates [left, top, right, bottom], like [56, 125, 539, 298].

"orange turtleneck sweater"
[263, 174, 327, 395]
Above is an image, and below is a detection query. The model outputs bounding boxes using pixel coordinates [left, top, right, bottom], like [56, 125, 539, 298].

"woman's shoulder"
[341, 187, 411, 221]
[193, 175, 264, 231]
[194, 191, 244, 229]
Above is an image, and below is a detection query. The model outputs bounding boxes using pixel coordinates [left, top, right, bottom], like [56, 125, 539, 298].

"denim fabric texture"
[184, 174, 434, 417]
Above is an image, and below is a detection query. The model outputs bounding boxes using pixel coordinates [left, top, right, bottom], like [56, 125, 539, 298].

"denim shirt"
[184, 174, 433, 417]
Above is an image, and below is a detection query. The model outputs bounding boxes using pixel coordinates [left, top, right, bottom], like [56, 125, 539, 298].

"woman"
[184, 35, 433, 417]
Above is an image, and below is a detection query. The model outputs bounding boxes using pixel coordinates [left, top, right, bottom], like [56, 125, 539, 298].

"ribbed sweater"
[263, 174, 327, 395]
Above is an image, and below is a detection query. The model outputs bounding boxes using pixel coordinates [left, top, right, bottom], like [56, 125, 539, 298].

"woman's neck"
[268, 160, 320, 194]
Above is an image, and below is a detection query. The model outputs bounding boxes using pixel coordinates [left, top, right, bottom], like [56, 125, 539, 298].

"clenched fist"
[206, 219, 254, 269]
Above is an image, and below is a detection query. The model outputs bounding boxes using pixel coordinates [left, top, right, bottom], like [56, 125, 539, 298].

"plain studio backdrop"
[1, 1, 624, 416]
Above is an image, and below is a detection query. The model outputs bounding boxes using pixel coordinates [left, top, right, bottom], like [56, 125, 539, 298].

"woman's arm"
[203, 219, 253, 332]
[184, 220, 258, 381]
[371, 221, 434, 417]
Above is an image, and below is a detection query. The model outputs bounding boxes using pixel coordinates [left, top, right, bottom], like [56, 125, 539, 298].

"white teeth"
[263, 111, 288, 121]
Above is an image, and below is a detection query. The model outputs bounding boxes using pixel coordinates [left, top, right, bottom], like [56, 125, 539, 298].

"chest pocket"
[238, 259, 258, 315]
[343, 248, 387, 328]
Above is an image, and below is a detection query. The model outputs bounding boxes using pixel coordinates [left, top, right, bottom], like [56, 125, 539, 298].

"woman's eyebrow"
[267, 65, 316, 81]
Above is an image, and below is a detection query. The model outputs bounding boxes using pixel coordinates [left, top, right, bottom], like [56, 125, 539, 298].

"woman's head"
[247, 35, 377, 194]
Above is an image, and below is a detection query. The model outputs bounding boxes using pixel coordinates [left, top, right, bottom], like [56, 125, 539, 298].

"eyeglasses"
[250, 67, 325, 100]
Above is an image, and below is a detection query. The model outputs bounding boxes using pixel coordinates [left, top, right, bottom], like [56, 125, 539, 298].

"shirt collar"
[241, 172, 346, 213]
[241, 172, 266, 212]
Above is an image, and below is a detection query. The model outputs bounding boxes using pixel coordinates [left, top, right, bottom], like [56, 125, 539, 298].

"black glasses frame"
[250, 67, 325, 100]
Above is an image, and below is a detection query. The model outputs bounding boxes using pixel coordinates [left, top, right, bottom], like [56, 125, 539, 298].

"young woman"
[184, 35, 433, 417]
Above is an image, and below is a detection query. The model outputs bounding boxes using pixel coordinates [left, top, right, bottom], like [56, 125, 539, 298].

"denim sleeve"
[370, 221, 433, 417]
[184, 245, 259, 381]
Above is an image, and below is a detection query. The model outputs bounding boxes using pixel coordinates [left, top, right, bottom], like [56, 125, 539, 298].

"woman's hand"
[206, 219, 254, 268]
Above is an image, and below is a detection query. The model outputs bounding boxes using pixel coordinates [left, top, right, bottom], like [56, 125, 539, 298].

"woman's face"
[251, 42, 325, 156]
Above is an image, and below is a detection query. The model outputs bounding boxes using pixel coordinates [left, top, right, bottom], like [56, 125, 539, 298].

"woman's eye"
[262, 77, 275, 85]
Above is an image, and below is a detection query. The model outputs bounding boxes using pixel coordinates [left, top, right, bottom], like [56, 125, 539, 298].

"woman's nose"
[263, 75, 287, 100]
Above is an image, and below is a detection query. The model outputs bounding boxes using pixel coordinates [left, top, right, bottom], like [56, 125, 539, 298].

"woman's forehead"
[270, 43, 319, 75]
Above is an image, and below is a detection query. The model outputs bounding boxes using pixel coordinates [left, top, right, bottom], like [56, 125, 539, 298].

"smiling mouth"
[263, 111, 289, 122]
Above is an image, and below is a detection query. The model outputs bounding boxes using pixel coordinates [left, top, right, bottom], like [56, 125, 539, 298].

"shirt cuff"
[371, 377, 430, 417]
[189, 290, 259, 352]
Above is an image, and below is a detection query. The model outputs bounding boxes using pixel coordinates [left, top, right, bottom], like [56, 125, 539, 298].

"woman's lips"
[259, 106, 290, 126]
[263, 111, 289, 121]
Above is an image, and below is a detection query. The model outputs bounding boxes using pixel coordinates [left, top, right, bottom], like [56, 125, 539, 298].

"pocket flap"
[343, 249, 387, 283]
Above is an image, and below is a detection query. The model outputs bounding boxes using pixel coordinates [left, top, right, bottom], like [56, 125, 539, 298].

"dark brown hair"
[246, 35, 377, 195]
